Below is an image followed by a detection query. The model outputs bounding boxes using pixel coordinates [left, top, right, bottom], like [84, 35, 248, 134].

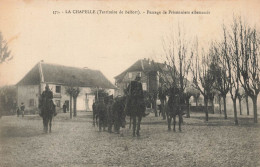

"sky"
[0, 0, 259, 86]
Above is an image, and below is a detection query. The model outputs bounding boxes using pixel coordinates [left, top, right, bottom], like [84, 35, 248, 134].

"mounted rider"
[125, 75, 146, 117]
[39, 84, 56, 117]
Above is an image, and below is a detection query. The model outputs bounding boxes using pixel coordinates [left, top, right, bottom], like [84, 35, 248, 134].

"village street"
[0, 112, 260, 167]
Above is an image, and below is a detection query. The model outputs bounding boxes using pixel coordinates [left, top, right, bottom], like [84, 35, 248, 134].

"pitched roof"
[114, 59, 165, 81]
[17, 62, 116, 89]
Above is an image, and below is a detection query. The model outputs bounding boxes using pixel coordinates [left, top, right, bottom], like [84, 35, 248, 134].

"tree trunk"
[73, 97, 77, 117]
[232, 98, 238, 125]
[252, 96, 258, 123]
[223, 96, 227, 119]
[218, 96, 222, 114]
[70, 95, 73, 119]
[195, 98, 198, 107]
[204, 98, 209, 122]
[186, 98, 190, 118]
[161, 100, 166, 120]
[239, 98, 242, 115]
[154, 99, 158, 117]
[212, 99, 215, 114]
[246, 95, 249, 116]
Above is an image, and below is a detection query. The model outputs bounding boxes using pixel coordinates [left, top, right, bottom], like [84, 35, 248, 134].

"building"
[114, 58, 166, 97]
[16, 61, 115, 112]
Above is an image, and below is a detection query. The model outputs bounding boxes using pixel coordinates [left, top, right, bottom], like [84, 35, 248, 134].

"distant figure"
[16, 107, 20, 117]
[20, 103, 25, 117]
[63, 103, 67, 113]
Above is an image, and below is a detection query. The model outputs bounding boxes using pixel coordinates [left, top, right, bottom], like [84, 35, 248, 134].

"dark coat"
[125, 80, 145, 117]
[39, 90, 54, 113]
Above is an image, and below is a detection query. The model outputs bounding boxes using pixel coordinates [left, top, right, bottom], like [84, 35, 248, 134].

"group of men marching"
[92, 95, 126, 134]
[93, 75, 147, 136]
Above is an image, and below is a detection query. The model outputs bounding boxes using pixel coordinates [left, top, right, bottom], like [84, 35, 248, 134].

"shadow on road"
[0, 126, 44, 138]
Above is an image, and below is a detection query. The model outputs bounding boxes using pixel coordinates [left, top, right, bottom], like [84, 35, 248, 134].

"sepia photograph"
[0, 0, 259, 166]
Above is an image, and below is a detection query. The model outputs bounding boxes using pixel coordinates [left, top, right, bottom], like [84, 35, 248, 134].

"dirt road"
[0, 112, 259, 167]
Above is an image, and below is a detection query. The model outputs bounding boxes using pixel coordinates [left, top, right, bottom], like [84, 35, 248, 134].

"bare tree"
[158, 24, 193, 118]
[223, 18, 240, 125]
[238, 18, 260, 123]
[211, 42, 230, 119]
[192, 47, 216, 121]
[65, 75, 81, 118]
[66, 87, 74, 119]
[0, 32, 12, 64]
[72, 87, 80, 117]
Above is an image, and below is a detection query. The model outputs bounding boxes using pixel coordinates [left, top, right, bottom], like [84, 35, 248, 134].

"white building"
[16, 61, 115, 112]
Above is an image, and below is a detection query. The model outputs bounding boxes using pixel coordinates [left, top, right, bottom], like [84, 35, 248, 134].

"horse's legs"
[99, 117, 102, 132]
[129, 116, 132, 129]
[136, 116, 142, 136]
[168, 116, 172, 131]
[173, 115, 176, 132]
[49, 117, 52, 133]
[93, 112, 95, 127]
[132, 116, 136, 137]
[179, 114, 182, 132]
[43, 117, 48, 133]
[96, 115, 99, 128]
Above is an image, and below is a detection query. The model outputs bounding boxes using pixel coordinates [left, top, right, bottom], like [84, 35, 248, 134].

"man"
[97, 97, 107, 132]
[63, 103, 67, 113]
[39, 84, 54, 117]
[20, 102, 25, 117]
[125, 75, 146, 136]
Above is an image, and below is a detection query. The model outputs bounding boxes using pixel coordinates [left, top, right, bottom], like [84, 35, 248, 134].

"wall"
[115, 71, 149, 97]
[17, 85, 40, 111]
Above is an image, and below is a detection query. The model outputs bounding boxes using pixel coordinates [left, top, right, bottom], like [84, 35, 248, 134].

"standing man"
[63, 102, 67, 113]
[97, 97, 107, 132]
[20, 102, 25, 117]
[125, 75, 146, 136]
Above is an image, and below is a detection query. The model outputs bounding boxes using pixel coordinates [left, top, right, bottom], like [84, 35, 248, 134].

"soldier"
[125, 75, 146, 136]
[62, 102, 67, 113]
[106, 98, 114, 133]
[97, 97, 107, 132]
[112, 96, 126, 134]
[20, 102, 25, 117]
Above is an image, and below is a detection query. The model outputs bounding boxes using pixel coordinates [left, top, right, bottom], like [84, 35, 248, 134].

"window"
[56, 85, 61, 93]
[137, 72, 142, 78]
[29, 99, 34, 107]
[55, 100, 60, 107]
[142, 83, 147, 91]
[128, 72, 132, 79]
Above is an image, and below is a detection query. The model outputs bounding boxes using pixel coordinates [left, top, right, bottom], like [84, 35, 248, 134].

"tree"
[65, 75, 81, 119]
[65, 87, 74, 119]
[222, 18, 240, 125]
[0, 85, 17, 116]
[211, 46, 229, 119]
[185, 86, 199, 118]
[0, 32, 12, 64]
[192, 46, 216, 121]
[238, 19, 260, 123]
[72, 87, 80, 117]
[158, 24, 193, 120]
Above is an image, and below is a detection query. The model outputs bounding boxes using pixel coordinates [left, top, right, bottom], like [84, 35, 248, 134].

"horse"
[40, 99, 56, 133]
[165, 87, 186, 132]
[92, 102, 99, 127]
